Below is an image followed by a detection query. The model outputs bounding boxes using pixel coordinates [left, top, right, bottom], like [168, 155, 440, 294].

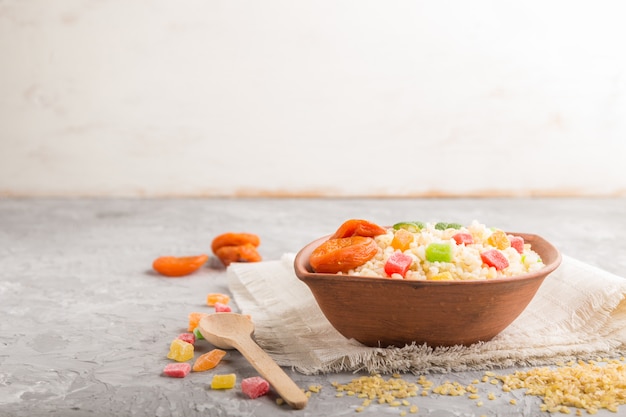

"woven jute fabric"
[228, 254, 626, 375]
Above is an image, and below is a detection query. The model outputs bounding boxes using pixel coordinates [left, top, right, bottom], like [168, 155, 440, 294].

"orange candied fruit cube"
[193, 349, 227, 372]
[391, 228, 414, 252]
[206, 293, 230, 307]
[188, 312, 209, 332]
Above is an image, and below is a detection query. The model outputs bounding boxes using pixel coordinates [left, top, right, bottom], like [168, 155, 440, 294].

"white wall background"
[1, 0, 625, 197]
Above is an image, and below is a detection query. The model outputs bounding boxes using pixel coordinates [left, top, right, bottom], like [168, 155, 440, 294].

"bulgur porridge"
[339, 221, 544, 280]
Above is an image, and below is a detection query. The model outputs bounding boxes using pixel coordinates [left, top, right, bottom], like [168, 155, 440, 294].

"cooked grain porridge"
[341, 221, 545, 280]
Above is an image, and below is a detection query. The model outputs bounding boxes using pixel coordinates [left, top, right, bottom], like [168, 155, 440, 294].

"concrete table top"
[1, 197, 625, 417]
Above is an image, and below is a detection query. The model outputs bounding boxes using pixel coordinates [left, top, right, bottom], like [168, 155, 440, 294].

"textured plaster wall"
[1, 1, 625, 197]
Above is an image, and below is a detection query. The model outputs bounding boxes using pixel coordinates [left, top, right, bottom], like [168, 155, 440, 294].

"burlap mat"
[228, 254, 626, 375]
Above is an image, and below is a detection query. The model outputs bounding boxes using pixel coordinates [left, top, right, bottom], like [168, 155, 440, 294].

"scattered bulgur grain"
[497, 359, 626, 414]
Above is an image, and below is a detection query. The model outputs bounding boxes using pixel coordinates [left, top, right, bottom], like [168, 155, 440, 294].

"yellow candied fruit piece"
[468, 394, 480, 400]
[409, 405, 419, 413]
[487, 392, 496, 400]
[391, 229, 414, 252]
[211, 373, 236, 389]
[487, 229, 510, 250]
[276, 398, 284, 405]
[509, 399, 517, 405]
[206, 293, 230, 306]
[166, 338, 194, 362]
[429, 271, 453, 281]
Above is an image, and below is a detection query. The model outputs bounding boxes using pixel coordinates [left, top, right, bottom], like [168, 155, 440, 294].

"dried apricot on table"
[330, 219, 387, 239]
[152, 254, 209, 277]
[211, 232, 260, 254]
[215, 243, 262, 266]
[309, 236, 379, 274]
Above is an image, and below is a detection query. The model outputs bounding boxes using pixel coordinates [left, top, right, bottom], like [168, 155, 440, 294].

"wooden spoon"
[198, 313, 308, 409]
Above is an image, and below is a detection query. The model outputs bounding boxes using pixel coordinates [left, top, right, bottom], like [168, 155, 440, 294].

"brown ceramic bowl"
[294, 232, 561, 347]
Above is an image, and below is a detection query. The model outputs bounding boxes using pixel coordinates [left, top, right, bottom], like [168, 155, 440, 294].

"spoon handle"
[233, 336, 308, 409]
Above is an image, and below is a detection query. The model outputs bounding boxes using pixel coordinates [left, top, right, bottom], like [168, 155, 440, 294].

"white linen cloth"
[228, 254, 626, 375]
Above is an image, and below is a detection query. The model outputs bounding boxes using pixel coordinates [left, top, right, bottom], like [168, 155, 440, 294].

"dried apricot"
[211, 233, 260, 254]
[309, 236, 379, 273]
[153, 254, 209, 277]
[215, 243, 262, 266]
[330, 219, 387, 239]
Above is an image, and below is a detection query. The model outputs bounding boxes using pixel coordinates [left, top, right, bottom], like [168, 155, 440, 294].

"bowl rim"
[294, 231, 562, 286]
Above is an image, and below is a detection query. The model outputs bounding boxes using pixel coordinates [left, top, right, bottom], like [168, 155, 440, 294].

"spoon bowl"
[198, 313, 308, 410]
[199, 312, 254, 349]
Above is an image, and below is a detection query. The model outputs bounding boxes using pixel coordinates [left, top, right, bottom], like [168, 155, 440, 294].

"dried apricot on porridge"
[309, 236, 379, 274]
[330, 219, 387, 239]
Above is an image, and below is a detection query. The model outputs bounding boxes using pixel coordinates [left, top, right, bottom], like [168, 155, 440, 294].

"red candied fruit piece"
[508, 235, 524, 254]
[177, 333, 196, 345]
[163, 362, 191, 378]
[215, 302, 232, 313]
[384, 252, 413, 278]
[241, 376, 270, 399]
[481, 249, 509, 271]
[452, 232, 474, 245]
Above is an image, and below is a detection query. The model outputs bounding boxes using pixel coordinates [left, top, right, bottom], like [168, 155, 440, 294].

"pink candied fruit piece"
[452, 232, 474, 245]
[481, 249, 509, 271]
[508, 235, 524, 254]
[177, 332, 196, 345]
[214, 302, 232, 313]
[383, 252, 413, 278]
[241, 376, 270, 399]
[163, 362, 191, 378]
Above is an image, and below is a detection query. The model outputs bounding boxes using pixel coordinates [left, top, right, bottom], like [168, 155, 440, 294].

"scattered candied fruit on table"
[215, 243, 262, 266]
[211, 373, 237, 389]
[206, 293, 230, 306]
[309, 236, 379, 274]
[214, 302, 232, 313]
[163, 362, 191, 378]
[330, 219, 387, 239]
[177, 332, 195, 345]
[188, 312, 209, 332]
[192, 349, 227, 372]
[242, 376, 271, 399]
[152, 254, 209, 277]
[167, 338, 194, 362]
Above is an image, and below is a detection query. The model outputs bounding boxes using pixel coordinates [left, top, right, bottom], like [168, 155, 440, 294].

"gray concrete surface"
[1, 197, 625, 417]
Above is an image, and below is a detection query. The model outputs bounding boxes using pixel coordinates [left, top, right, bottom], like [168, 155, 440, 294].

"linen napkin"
[228, 254, 626, 375]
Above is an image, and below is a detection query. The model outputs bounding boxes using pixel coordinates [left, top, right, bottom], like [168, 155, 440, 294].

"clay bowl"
[294, 232, 561, 347]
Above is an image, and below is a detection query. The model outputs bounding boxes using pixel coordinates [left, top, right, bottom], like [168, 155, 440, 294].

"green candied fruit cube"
[435, 222, 462, 230]
[393, 221, 425, 232]
[425, 242, 453, 262]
